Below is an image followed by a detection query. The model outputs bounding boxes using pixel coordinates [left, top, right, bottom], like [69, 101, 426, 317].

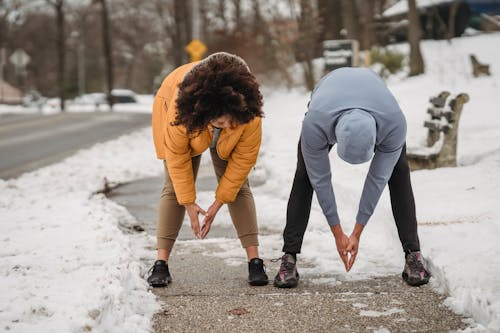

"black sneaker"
[147, 260, 172, 287]
[273, 254, 299, 288]
[248, 258, 269, 286]
[402, 251, 431, 286]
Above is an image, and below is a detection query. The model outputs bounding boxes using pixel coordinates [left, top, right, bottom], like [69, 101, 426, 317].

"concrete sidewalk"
[109, 167, 470, 332]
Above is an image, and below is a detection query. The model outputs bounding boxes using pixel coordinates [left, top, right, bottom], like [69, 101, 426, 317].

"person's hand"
[330, 224, 350, 271]
[184, 203, 207, 238]
[346, 223, 365, 272]
[346, 235, 359, 272]
[200, 200, 223, 239]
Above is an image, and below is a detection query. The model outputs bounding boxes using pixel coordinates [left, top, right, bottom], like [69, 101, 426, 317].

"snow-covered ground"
[0, 130, 162, 332]
[0, 94, 153, 115]
[255, 32, 500, 332]
[1, 32, 499, 332]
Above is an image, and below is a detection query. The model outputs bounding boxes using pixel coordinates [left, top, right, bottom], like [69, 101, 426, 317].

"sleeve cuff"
[326, 213, 341, 227]
[356, 212, 371, 225]
[215, 192, 231, 205]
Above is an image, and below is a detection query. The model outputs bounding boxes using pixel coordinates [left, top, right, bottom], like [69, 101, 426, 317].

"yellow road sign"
[185, 39, 207, 62]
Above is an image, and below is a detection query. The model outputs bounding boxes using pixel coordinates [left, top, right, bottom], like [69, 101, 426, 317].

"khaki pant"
[157, 148, 259, 252]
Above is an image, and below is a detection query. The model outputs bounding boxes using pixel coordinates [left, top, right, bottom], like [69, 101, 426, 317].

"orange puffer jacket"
[152, 62, 262, 205]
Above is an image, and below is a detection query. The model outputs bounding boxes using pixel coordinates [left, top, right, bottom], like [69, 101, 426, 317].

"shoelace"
[407, 254, 426, 272]
[249, 260, 267, 274]
[148, 263, 168, 276]
[270, 256, 294, 273]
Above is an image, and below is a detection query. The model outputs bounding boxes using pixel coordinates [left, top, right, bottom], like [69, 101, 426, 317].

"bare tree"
[0, 0, 8, 49]
[293, 0, 318, 90]
[111, 2, 159, 90]
[252, 0, 263, 37]
[340, 0, 360, 41]
[65, 2, 94, 96]
[407, 0, 425, 76]
[96, 0, 114, 107]
[199, 0, 209, 42]
[317, 0, 342, 40]
[173, 0, 192, 66]
[154, 0, 175, 61]
[361, 0, 377, 50]
[233, 0, 243, 36]
[375, 0, 389, 16]
[46, 0, 66, 112]
[217, 0, 227, 28]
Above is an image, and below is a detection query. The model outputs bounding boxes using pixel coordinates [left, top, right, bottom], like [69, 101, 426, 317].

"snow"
[0, 130, 161, 332]
[1, 31, 500, 331]
[0, 94, 153, 115]
[360, 308, 405, 317]
[384, 0, 454, 17]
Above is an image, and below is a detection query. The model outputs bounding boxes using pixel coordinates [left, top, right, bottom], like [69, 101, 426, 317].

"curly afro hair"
[173, 52, 264, 135]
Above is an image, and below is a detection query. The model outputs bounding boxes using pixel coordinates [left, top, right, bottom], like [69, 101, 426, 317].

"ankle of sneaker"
[155, 259, 167, 265]
[404, 249, 421, 258]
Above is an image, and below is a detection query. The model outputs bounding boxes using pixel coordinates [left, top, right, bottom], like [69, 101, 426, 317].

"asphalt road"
[0, 111, 151, 179]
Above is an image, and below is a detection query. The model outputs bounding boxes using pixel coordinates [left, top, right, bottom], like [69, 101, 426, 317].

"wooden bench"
[407, 92, 470, 170]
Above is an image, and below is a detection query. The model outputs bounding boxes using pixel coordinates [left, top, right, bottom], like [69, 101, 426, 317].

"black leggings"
[282, 141, 420, 254]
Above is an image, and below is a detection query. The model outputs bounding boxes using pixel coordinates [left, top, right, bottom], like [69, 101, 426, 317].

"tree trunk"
[184, 0, 193, 44]
[173, 0, 192, 66]
[407, 0, 425, 76]
[375, 0, 389, 16]
[252, 0, 263, 37]
[98, 0, 114, 108]
[54, 0, 65, 112]
[317, 0, 343, 40]
[233, 0, 243, 36]
[199, 0, 209, 42]
[297, 0, 316, 90]
[218, 0, 227, 28]
[361, 0, 377, 50]
[340, 0, 360, 41]
[173, 0, 186, 67]
[124, 49, 138, 88]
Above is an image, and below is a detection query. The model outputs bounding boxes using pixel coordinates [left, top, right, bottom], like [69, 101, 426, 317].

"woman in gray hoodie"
[274, 67, 430, 288]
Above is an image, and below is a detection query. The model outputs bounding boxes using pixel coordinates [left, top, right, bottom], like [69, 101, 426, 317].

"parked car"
[73, 89, 137, 105]
[111, 89, 137, 104]
[22, 90, 47, 108]
[72, 93, 107, 106]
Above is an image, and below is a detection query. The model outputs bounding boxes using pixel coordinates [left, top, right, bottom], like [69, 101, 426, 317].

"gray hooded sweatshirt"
[301, 67, 407, 226]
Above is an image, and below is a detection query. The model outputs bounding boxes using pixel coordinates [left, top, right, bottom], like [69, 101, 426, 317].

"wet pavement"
[108, 163, 471, 333]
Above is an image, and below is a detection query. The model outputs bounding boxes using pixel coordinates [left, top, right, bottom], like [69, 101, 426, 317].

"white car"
[73, 90, 137, 105]
[111, 89, 137, 104]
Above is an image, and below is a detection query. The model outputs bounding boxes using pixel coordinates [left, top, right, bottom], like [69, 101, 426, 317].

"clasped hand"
[184, 200, 223, 239]
[331, 224, 363, 272]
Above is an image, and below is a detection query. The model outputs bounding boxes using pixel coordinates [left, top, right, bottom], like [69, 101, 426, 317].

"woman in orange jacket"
[147, 52, 268, 287]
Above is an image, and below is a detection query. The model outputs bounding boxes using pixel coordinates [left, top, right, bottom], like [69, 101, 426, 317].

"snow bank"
[0, 129, 161, 332]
